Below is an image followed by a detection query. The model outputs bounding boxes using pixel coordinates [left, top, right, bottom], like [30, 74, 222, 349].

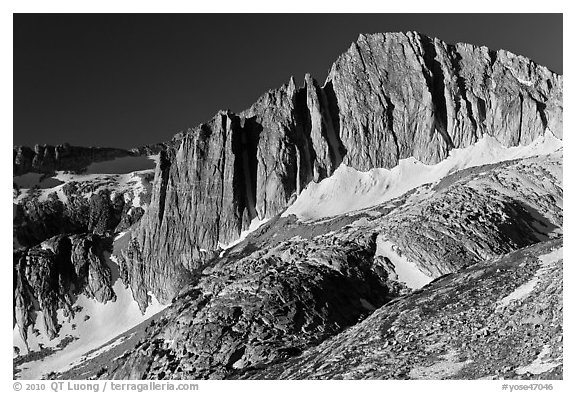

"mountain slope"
[98, 150, 561, 379]
[117, 31, 563, 310]
[240, 238, 563, 380]
[12, 154, 161, 378]
[13, 31, 563, 380]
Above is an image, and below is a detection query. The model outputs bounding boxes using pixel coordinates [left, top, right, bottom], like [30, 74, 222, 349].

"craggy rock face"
[13, 32, 563, 380]
[118, 32, 562, 310]
[13, 144, 133, 176]
[97, 151, 562, 380]
[13, 156, 156, 352]
[13, 234, 115, 346]
[329, 33, 562, 171]
[240, 238, 563, 380]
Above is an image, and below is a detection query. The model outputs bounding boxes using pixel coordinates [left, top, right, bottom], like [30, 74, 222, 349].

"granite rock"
[120, 32, 562, 309]
[13, 144, 133, 176]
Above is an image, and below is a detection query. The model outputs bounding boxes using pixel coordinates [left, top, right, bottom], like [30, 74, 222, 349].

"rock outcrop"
[375, 153, 563, 278]
[13, 234, 115, 347]
[118, 31, 562, 309]
[13, 144, 133, 176]
[13, 159, 156, 350]
[14, 183, 147, 249]
[109, 234, 399, 379]
[13, 31, 564, 379]
[240, 238, 563, 380]
[99, 151, 562, 379]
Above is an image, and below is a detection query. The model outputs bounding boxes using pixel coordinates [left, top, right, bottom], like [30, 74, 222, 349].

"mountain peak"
[13, 31, 563, 380]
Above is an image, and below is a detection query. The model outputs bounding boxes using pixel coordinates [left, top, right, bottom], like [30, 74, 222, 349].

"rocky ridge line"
[118, 31, 563, 309]
[13, 144, 133, 176]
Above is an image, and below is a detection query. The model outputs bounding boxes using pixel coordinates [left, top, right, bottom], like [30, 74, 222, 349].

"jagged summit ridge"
[327, 31, 561, 170]
[12, 31, 564, 379]
[115, 31, 562, 309]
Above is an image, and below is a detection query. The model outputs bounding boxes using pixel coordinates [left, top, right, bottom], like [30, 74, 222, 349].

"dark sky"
[13, 13, 562, 149]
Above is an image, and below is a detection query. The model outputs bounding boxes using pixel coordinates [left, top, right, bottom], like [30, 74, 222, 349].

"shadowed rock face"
[99, 152, 562, 380]
[13, 144, 134, 176]
[118, 32, 562, 310]
[13, 165, 154, 350]
[13, 234, 115, 347]
[12, 31, 563, 379]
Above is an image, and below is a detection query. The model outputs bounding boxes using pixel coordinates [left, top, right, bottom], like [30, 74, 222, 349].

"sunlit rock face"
[327, 32, 562, 170]
[118, 31, 562, 309]
[103, 152, 563, 380]
[13, 31, 563, 380]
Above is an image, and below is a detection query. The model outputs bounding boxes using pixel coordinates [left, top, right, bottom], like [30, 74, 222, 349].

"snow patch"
[516, 345, 561, 375]
[504, 64, 536, 87]
[39, 241, 53, 252]
[114, 231, 128, 242]
[496, 247, 562, 312]
[71, 333, 135, 368]
[13, 310, 53, 354]
[14, 252, 167, 379]
[538, 247, 563, 267]
[218, 217, 270, 256]
[516, 78, 534, 87]
[283, 130, 562, 221]
[13, 190, 30, 204]
[496, 277, 539, 311]
[148, 154, 160, 166]
[375, 236, 433, 289]
[409, 349, 473, 379]
[17, 169, 154, 212]
[14, 155, 156, 209]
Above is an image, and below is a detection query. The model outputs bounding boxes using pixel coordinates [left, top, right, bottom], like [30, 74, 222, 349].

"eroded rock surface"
[99, 152, 562, 380]
[13, 31, 563, 379]
[13, 234, 115, 347]
[240, 239, 562, 380]
[13, 144, 133, 176]
[119, 32, 562, 309]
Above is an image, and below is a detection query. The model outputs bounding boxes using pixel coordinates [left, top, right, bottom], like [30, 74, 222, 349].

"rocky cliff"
[118, 31, 562, 309]
[100, 151, 562, 379]
[13, 155, 156, 352]
[13, 31, 563, 379]
[14, 234, 115, 348]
